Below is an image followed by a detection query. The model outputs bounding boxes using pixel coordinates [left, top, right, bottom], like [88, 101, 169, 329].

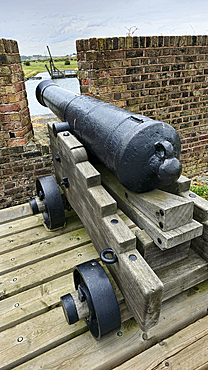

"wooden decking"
[0, 204, 208, 369]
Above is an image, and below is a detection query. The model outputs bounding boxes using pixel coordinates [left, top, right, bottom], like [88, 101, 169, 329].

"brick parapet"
[0, 38, 33, 148]
[0, 141, 53, 209]
[0, 39, 55, 209]
[76, 35, 208, 177]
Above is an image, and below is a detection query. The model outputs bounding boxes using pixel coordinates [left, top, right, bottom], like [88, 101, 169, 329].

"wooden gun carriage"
[29, 80, 207, 340]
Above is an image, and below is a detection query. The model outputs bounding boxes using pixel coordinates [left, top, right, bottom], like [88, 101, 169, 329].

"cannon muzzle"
[36, 79, 182, 193]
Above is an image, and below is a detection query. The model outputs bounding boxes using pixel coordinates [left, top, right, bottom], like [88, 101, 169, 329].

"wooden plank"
[0, 213, 43, 239]
[0, 203, 32, 224]
[191, 236, 208, 262]
[13, 280, 208, 370]
[0, 274, 74, 332]
[136, 228, 190, 270]
[49, 124, 164, 331]
[159, 175, 191, 194]
[126, 188, 193, 232]
[96, 164, 203, 250]
[0, 226, 91, 275]
[202, 220, 208, 241]
[157, 249, 208, 301]
[181, 190, 208, 223]
[0, 306, 88, 370]
[114, 315, 208, 370]
[0, 213, 83, 255]
[0, 243, 98, 299]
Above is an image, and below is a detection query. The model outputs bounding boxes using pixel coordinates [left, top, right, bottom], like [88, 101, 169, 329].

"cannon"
[31, 80, 203, 341]
[36, 80, 182, 193]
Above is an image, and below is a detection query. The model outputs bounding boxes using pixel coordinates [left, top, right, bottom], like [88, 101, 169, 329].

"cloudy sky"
[1, 0, 208, 56]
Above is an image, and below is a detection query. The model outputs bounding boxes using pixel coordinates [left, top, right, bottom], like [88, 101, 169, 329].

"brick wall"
[0, 39, 54, 209]
[76, 35, 208, 177]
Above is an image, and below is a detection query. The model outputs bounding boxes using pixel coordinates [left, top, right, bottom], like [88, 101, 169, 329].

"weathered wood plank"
[126, 188, 193, 232]
[0, 274, 73, 332]
[0, 227, 90, 275]
[76, 161, 101, 188]
[136, 228, 190, 270]
[0, 243, 98, 299]
[0, 203, 32, 225]
[191, 236, 208, 262]
[88, 185, 117, 217]
[13, 280, 208, 370]
[0, 214, 43, 239]
[96, 164, 203, 250]
[0, 306, 88, 370]
[159, 175, 191, 194]
[114, 315, 208, 370]
[202, 220, 208, 242]
[0, 214, 83, 256]
[181, 190, 208, 223]
[157, 249, 208, 301]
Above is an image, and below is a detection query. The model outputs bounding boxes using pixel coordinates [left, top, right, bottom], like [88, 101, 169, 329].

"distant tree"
[65, 59, 70, 65]
[24, 61, 30, 66]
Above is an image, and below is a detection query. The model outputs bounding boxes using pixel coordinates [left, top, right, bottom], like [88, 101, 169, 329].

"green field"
[22, 59, 78, 79]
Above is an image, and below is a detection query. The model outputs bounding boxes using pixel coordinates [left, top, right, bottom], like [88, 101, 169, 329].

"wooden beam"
[96, 164, 203, 250]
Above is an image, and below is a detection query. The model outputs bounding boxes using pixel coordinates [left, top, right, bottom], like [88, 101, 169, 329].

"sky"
[1, 0, 208, 56]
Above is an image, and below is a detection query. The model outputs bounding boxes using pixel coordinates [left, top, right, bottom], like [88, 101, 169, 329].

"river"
[25, 71, 81, 116]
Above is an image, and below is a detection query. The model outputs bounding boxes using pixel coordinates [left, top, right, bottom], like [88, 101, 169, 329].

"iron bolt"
[39, 190, 44, 200]
[55, 154, 61, 162]
[78, 285, 86, 302]
[61, 177, 69, 188]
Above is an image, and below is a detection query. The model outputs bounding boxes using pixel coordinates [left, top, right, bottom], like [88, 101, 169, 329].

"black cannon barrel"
[36, 79, 182, 193]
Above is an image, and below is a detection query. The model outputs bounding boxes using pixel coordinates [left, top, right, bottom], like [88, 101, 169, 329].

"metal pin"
[17, 337, 23, 342]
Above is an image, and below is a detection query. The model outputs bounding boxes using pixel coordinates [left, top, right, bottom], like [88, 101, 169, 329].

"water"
[25, 71, 81, 116]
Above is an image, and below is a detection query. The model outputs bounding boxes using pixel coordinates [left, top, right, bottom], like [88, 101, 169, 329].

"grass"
[22, 59, 78, 79]
[190, 184, 208, 200]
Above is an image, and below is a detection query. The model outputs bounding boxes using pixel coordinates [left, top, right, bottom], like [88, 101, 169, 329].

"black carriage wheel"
[36, 175, 65, 230]
[73, 259, 121, 340]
